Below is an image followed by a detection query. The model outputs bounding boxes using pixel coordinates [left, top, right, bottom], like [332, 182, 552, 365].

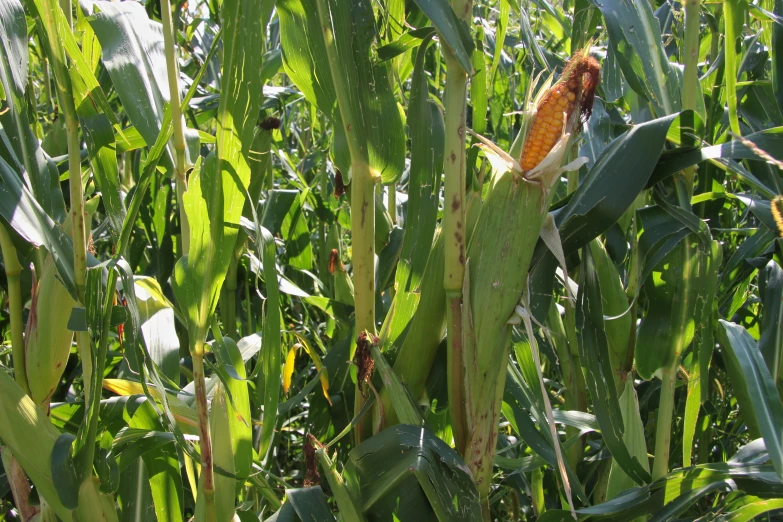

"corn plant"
[1, 0, 783, 521]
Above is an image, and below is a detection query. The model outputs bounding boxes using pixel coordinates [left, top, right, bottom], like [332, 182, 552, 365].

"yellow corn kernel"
[520, 52, 601, 172]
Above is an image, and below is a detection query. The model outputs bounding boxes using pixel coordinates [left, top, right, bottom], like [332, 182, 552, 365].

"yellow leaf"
[283, 345, 298, 395]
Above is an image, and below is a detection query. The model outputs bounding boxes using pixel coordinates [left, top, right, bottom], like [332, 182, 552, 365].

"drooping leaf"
[718, 320, 783, 481]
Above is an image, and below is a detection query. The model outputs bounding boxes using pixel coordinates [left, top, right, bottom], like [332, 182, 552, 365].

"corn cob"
[520, 53, 600, 172]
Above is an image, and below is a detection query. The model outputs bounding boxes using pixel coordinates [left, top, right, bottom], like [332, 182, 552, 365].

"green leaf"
[759, 260, 783, 391]
[50, 433, 80, 510]
[256, 227, 282, 461]
[345, 425, 482, 521]
[590, 0, 680, 116]
[554, 112, 691, 256]
[0, 0, 66, 222]
[636, 231, 708, 380]
[285, 487, 335, 521]
[718, 320, 783, 481]
[133, 277, 181, 383]
[79, 112, 125, 244]
[409, 0, 475, 74]
[213, 336, 252, 483]
[194, 383, 236, 522]
[683, 240, 721, 465]
[396, 35, 443, 294]
[377, 27, 435, 62]
[487, 0, 509, 87]
[0, 0, 27, 100]
[0, 155, 77, 297]
[85, 1, 199, 171]
[606, 380, 650, 500]
[0, 370, 73, 520]
[578, 245, 651, 485]
[126, 400, 184, 522]
[651, 128, 783, 197]
[277, 0, 405, 183]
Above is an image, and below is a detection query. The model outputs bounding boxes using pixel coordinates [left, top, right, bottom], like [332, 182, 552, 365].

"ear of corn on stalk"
[0, 370, 73, 520]
[25, 213, 85, 407]
[463, 51, 599, 500]
[76, 477, 119, 522]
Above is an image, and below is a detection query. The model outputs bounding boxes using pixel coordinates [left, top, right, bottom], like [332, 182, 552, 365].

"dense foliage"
[0, 0, 782, 520]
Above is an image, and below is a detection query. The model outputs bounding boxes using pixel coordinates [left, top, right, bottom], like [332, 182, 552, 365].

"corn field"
[0, 0, 782, 520]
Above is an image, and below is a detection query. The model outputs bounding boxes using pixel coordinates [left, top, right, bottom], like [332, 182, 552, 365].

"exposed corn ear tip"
[520, 50, 600, 173]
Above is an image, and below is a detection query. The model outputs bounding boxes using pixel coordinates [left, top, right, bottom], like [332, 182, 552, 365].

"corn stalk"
[652, 0, 701, 480]
[443, 0, 473, 455]
[314, 0, 376, 443]
[160, 0, 190, 256]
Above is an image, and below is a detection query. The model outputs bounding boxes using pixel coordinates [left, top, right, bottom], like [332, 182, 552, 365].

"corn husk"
[462, 129, 585, 500]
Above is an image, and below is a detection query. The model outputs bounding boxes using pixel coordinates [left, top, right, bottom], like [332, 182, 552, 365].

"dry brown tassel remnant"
[303, 434, 323, 487]
[354, 331, 378, 398]
[520, 51, 601, 172]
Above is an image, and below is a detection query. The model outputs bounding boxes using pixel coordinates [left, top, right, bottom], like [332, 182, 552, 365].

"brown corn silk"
[520, 53, 600, 172]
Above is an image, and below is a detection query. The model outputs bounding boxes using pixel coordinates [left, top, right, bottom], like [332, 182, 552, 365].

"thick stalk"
[652, 362, 678, 480]
[0, 225, 28, 395]
[314, 0, 376, 442]
[38, 0, 87, 293]
[40, 0, 90, 406]
[161, 0, 190, 255]
[443, 0, 472, 453]
[192, 344, 216, 521]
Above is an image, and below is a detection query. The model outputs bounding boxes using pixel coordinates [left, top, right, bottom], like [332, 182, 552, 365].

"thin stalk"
[724, 0, 742, 136]
[314, 0, 376, 442]
[221, 256, 238, 339]
[682, 0, 701, 191]
[42, 57, 53, 112]
[651, 0, 701, 481]
[79, 269, 118, 478]
[318, 156, 329, 286]
[652, 361, 678, 480]
[387, 186, 396, 303]
[161, 0, 190, 255]
[387, 184, 396, 224]
[443, 0, 472, 454]
[192, 343, 216, 521]
[0, 225, 28, 395]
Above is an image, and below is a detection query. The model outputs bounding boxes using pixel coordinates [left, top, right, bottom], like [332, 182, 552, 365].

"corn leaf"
[590, 0, 680, 116]
[126, 400, 184, 522]
[577, 245, 651, 484]
[0, 155, 76, 296]
[194, 383, 236, 522]
[256, 226, 282, 461]
[344, 425, 482, 521]
[759, 260, 783, 391]
[409, 0, 475, 74]
[718, 320, 783, 481]
[84, 1, 199, 170]
[276, 0, 405, 183]
[0, 0, 66, 221]
[0, 370, 73, 520]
